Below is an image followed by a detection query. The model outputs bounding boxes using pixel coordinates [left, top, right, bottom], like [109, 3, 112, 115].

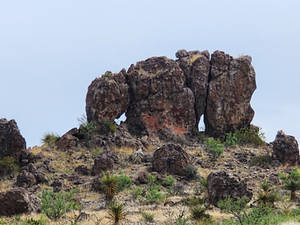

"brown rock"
[0, 118, 26, 160]
[205, 51, 256, 137]
[92, 151, 116, 175]
[16, 170, 37, 188]
[152, 144, 190, 176]
[272, 130, 299, 165]
[126, 57, 196, 140]
[56, 128, 80, 150]
[0, 188, 40, 216]
[86, 69, 129, 123]
[176, 50, 210, 127]
[207, 171, 253, 206]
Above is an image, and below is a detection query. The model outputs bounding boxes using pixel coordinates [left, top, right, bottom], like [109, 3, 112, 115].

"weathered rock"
[205, 51, 256, 137]
[0, 118, 26, 160]
[126, 57, 196, 140]
[92, 151, 116, 175]
[207, 171, 253, 206]
[86, 69, 129, 123]
[75, 165, 91, 176]
[130, 148, 144, 164]
[152, 144, 190, 176]
[176, 50, 210, 127]
[51, 179, 63, 192]
[56, 128, 80, 150]
[272, 130, 299, 165]
[0, 188, 40, 216]
[16, 170, 37, 188]
[135, 170, 148, 185]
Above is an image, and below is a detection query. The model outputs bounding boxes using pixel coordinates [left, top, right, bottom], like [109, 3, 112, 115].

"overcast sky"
[1, 0, 299, 147]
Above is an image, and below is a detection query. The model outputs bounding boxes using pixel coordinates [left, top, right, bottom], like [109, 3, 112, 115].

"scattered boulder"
[130, 148, 144, 164]
[205, 51, 256, 137]
[272, 130, 299, 165]
[207, 171, 253, 206]
[86, 69, 129, 123]
[176, 50, 210, 127]
[0, 188, 40, 216]
[75, 165, 91, 176]
[56, 128, 80, 150]
[135, 170, 149, 185]
[126, 57, 196, 139]
[51, 179, 63, 192]
[0, 118, 26, 160]
[152, 144, 190, 176]
[16, 170, 37, 188]
[92, 151, 116, 175]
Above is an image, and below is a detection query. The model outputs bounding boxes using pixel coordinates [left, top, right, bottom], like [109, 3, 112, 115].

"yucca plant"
[101, 172, 118, 203]
[107, 201, 126, 225]
[280, 169, 300, 200]
[256, 180, 279, 207]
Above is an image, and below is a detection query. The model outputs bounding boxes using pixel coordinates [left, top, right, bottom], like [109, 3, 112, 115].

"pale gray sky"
[1, 0, 299, 146]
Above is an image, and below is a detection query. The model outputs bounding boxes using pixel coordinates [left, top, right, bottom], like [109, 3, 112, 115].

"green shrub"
[280, 169, 300, 200]
[184, 165, 198, 180]
[249, 155, 272, 167]
[145, 188, 165, 204]
[173, 218, 190, 225]
[117, 170, 132, 192]
[141, 212, 154, 223]
[40, 189, 80, 220]
[147, 174, 157, 189]
[19, 216, 48, 225]
[101, 172, 118, 202]
[131, 186, 143, 199]
[107, 201, 126, 225]
[256, 180, 279, 207]
[0, 156, 19, 173]
[225, 132, 238, 147]
[235, 127, 265, 146]
[190, 205, 210, 221]
[205, 138, 224, 159]
[162, 175, 176, 187]
[41, 133, 60, 147]
[91, 147, 103, 156]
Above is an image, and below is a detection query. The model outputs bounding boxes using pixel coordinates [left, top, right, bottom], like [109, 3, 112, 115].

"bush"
[234, 127, 265, 146]
[141, 212, 154, 223]
[117, 170, 132, 192]
[0, 156, 19, 173]
[162, 175, 176, 187]
[249, 155, 272, 167]
[225, 132, 238, 147]
[184, 165, 198, 180]
[190, 205, 210, 221]
[280, 169, 300, 200]
[205, 138, 224, 159]
[256, 180, 279, 207]
[107, 201, 126, 225]
[40, 189, 80, 220]
[131, 186, 143, 199]
[41, 133, 60, 147]
[145, 188, 165, 204]
[101, 172, 118, 202]
[147, 174, 157, 189]
[19, 216, 48, 225]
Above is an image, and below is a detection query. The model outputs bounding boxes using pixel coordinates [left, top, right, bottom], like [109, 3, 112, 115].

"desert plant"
[147, 174, 157, 188]
[235, 127, 265, 146]
[0, 156, 19, 173]
[184, 165, 198, 180]
[190, 205, 210, 221]
[40, 189, 80, 220]
[117, 170, 132, 192]
[19, 216, 48, 225]
[162, 175, 176, 187]
[205, 137, 224, 159]
[225, 132, 238, 147]
[131, 186, 143, 199]
[141, 212, 154, 223]
[107, 201, 126, 225]
[256, 180, 279, 207]
[41, 133, 60, 147]
[249, 155, 272, 167]
[101, 172, 118, 202]
[280, 169, 300, 200]
[145, 187, 165, 204]
[218, 196, 249, 225]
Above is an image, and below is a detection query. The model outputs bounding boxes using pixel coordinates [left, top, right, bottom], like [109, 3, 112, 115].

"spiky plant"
[101, 172, 118, 203]
[107, 201, 126, 225]
[280, 169, 300, 200]
[256, 180, 279, 207]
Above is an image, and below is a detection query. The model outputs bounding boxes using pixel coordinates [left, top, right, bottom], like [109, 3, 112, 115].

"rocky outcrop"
[86, 70, 129, 123]
[92, 151, 117, 175]
[176, 50, 210, 128]
[0, 118, 26, 160]
[126, 57, 196, 139]
[56, 128, 80, 150]
[205, 51, 256, 137]
[152, 144, 190, 176]
[85, 49, 257, 141]
[0, 188, 40, 216]
[207, 171, 253, 206]
[272, 130, 299, 165]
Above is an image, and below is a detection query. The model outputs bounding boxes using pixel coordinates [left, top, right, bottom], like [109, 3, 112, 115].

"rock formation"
[85, 49, 257, 141]
[0, 118, 26, 160]
[205, 51, 256, 137]
[152, 144, 190, 176]
[207, 171, 253, 206]
[272, 130, 299, 165]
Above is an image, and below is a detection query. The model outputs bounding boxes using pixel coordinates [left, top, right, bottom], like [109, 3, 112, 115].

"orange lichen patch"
[165, 123, 187, 136]
[142, 113, 163, 131]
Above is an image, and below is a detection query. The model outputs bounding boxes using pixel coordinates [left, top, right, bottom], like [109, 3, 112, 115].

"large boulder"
[56, 128, 80, 150]
[176, 50, 210, 127]
[0, 118, 26, 160]
[152, 144, 190, 176]
[0, 188, 40, 216]
[205, 51, 256, 137]
[16, 170, 37, 188]
[126, 57, 196, 139]
[92, 151, 117, 175]
[207, 171, 253, 206]
[86, 69, 129, 123]
[272, 130, 299, 165]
